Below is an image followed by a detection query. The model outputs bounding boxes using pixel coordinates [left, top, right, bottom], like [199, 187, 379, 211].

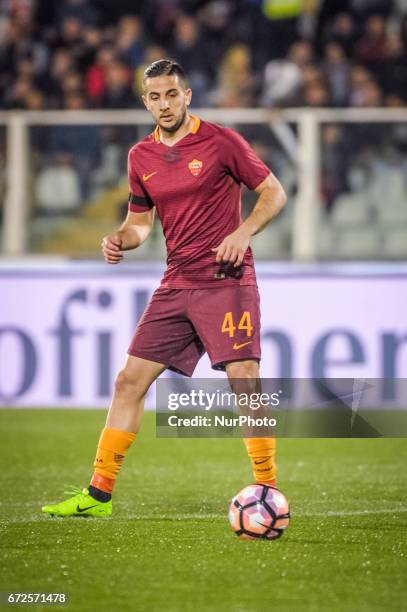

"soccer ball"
[229, 484, 290, 540]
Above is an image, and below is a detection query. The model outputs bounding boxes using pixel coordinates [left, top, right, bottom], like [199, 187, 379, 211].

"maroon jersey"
[128, 115, 270, 289]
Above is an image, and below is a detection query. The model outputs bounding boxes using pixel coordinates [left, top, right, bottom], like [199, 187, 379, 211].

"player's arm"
[241, 172, 287, 237]
[213, 172, 286, 267]
[101, 208, 155, 264]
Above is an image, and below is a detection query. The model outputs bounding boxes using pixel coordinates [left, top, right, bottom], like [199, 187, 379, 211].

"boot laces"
[63, 485, 85, 497]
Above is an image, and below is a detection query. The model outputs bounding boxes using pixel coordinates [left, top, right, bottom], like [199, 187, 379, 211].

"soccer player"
[42, 59, 287, 517]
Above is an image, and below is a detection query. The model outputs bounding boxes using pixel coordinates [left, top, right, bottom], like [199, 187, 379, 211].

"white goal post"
[1, 107, 406, 259]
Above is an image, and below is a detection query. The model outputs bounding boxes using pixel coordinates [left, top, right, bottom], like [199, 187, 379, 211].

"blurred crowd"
[1, 0, 407, 111]
[0, 0, 406, 253]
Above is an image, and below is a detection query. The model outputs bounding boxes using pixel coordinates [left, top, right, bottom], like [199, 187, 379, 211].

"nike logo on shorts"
[233, 341, 253, 350]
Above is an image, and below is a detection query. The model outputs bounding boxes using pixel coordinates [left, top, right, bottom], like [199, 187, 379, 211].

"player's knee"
[227, 361, 260, 395]
[230, 378, 258, 396]
[227, 360, 259, 379]
[114, 368, 147, 400]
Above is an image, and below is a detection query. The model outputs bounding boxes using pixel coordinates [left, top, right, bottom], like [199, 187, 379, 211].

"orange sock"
[90, 427, 136, 495]
[243, 437, 276, 486]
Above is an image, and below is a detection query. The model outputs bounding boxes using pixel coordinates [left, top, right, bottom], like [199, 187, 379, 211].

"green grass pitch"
[1, 409, 407, 612]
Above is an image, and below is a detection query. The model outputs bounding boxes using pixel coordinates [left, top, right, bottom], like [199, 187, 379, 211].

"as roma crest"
[188, 159, 203, 177]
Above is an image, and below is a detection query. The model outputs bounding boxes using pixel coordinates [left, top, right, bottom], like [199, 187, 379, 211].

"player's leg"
[42, 287, 202, 517]
[89, 355, 166, 499]
[106, 355, 166, 432]
[42, 356, 165, 517]
[89, 286, 202, 503]
[84, 285, 203, 510]
[226, 359, 276, 487]
[188, 286, 276, 487]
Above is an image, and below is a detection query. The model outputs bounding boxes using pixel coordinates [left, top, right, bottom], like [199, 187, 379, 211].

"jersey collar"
[154, 114, 201, 143]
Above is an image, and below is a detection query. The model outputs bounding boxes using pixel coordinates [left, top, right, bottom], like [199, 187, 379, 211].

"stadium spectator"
[321, 124, 350, 210]
[59, 17, 102, 71]
[2, 74, 33, 108]
[349, 64, 374, 105]
[210, 43, 257, 108]
[348, 72, 387, 152]
[24, 89, 45, 110]
[170, 14, 213, 105]
[115, 15, 145, 69]
[302, 64, 325, 88]
[171, 14, 211, 75]
[381, 33, 407, 99]
[46, 48, 77, 106]
[303, 80, 331, 107]
[145, 0, 179, 47]
[35, 152, 81, 214]
[355, 78, 383, 106]
[79, 25, 104, 71]
[48, 92, 101, 199]
[355, 14, 388, 68]
[198, 0, 233, 69]
[0, 16, 48, 83]
[56, 0, 100, 26]
[99, 59, 134, 108]
[260, 40, 313, 107]
[322, 12, 360, 56]
[322, 42, 351, 106]
[54, 16, 84, 51]
[50, 47, 76, 79]
[85, 45, 118, 103]
[60, 70, 85, 98]
[349, 59, 384, 109]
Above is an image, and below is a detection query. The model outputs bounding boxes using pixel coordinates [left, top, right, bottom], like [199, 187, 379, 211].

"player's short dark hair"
[143, 59, 187, 89]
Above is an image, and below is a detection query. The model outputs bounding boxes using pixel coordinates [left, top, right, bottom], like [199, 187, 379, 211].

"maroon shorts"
[128, 285, 261, 377]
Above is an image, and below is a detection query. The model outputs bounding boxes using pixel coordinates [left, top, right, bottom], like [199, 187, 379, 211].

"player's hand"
[101, 233, 124, 264]
[211, 228, 251, 267]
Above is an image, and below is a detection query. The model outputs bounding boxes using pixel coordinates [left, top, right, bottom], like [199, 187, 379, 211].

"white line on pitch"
[315, 507, 407, 517]
[121, 507, 407, 520]
[2, 507, 407, 522]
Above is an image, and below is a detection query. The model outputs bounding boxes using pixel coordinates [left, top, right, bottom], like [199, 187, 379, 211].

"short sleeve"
[220, 128, 270, 190]
[127, 149, 154, 213]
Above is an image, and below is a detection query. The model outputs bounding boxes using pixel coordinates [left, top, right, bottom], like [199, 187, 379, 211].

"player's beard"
[159, 109, 187, 134]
